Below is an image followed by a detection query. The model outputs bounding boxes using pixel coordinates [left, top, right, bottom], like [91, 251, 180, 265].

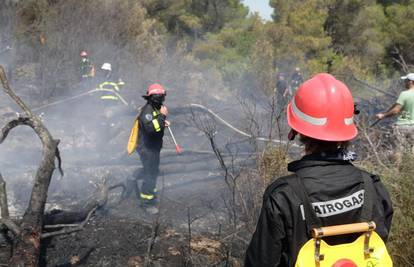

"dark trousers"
[136, 147, 160, 197]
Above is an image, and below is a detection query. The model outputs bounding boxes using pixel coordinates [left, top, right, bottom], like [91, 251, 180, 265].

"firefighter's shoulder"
[359, 169, 380, 183]
[139, 104, 154, 120]
[263, 174, 296, 200]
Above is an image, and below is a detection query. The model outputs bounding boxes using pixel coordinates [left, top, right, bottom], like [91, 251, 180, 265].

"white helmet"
[101, 63, 112, 71]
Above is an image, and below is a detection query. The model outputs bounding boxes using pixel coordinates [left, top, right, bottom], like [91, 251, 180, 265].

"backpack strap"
[286, 169, 376, 236]
[285, 174, 322, 236]
[359, 171, 375, 222]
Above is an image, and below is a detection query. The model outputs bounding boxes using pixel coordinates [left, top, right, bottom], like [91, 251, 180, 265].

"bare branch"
[190, 103, 298, 146]
[144, 219, 160, 267]
[356, 119, 387, 169]
[41, 206, 98, 239]
[0, 116, 64, 178]
[0, 218, 21, 236]
[0, 174, 9, 219]
[392, 45, 409, 73]
[0, 117, 31, 144]
[55, 144, 64, 177]
[0, 66, 34, 117]
[187, 207, 193, 261]
[0, 65, 63, 266]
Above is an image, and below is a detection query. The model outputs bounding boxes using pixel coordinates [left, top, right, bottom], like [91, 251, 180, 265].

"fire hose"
[25, 91, 297, 151]
[190, 103, 300, 147]
[31, 88, 128, 112]
[30, 88, 183, 154]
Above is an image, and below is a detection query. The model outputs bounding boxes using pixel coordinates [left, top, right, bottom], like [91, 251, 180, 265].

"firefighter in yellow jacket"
[97, 63, 125, 103]
[95, 62, 126, 151]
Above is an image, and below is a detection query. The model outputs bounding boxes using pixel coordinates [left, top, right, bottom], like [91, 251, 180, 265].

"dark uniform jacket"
[80, 58, 93, 78]
[245, 152, 393, 267]
[137, 103, 166, 151]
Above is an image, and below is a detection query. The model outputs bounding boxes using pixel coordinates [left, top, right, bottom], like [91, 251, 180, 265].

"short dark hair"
[299, 135, 349, 154]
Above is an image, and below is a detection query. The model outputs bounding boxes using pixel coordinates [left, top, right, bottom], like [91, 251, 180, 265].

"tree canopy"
[3, 0, 414, 95]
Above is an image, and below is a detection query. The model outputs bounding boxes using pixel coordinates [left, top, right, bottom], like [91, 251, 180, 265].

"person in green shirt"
[376, 73, 414, 152]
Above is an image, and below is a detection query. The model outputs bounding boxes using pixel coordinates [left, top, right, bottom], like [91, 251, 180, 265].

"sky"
[243, 0, 273, 21]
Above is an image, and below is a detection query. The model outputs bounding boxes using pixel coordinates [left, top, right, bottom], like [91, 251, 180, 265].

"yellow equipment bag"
[295, 222, 392, 267]
[127, 119, 139, 155]
[289, 171, 393, 267]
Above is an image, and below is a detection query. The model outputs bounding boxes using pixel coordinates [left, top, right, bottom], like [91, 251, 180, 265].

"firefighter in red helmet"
[128, 83, 169, 214]
[79, 50, 95, 82]
[245, 73, 393, 267]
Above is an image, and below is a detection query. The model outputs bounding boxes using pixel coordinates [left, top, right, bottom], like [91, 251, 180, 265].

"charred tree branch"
[55, 145, 64, 176]
[0, 117, 31, 143]
[0, 67, 33, 117]
[0, 218, 20, 236]
[0, 65, 61, 266]
[0, 174, 9, 219]
[44, 178, 110, 226]
[144, 220, 160, 267]
[41, 206, 98, 239]
[0, 118, 63, 178]
[0, 173, 21, 237]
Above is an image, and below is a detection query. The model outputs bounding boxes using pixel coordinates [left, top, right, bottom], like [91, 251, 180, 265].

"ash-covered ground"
[0, 81, 290, 266]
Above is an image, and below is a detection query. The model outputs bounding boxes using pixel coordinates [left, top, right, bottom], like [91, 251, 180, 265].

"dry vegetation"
[0, 0, 414, 266]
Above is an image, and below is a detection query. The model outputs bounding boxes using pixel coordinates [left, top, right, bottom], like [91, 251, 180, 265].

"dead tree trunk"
[0, 65, 63, 266]
[9, 138, 58, 266]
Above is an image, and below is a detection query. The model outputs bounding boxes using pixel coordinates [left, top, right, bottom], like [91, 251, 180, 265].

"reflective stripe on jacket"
[98, 81, 120, 101]
[137, 103, 166, 151]
[245, 152, 393, 267]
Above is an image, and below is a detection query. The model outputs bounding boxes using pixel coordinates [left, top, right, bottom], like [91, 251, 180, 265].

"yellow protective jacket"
[98, 80, 121, 101]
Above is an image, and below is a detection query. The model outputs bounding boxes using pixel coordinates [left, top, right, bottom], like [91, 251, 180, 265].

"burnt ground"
[0, 83, 292, 266]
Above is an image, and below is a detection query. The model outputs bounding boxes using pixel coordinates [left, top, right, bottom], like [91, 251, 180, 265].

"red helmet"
[80, 50, 88, 57]
[146, 83, 166, 96]
[287, 73, 357, 141]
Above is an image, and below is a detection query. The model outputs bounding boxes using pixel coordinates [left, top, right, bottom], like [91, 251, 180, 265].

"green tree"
[269, 0, 333, 74]
[144, 0, 248, 38]
[325, 1, 390, 75]
[192, 14, 263, 87]
[13, 0, 165, 96]
[386, 1, 414, 71]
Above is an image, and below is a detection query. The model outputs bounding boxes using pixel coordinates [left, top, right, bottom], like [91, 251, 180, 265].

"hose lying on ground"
[31, 88, 128, 112]
[20, 90, 300, 148]
[190, 103, 300, 148]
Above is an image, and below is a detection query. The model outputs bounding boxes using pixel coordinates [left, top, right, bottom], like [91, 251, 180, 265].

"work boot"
[140, 198, 159, 214]
[144, 205, 159, 215]
[140, 198, 157, 206]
